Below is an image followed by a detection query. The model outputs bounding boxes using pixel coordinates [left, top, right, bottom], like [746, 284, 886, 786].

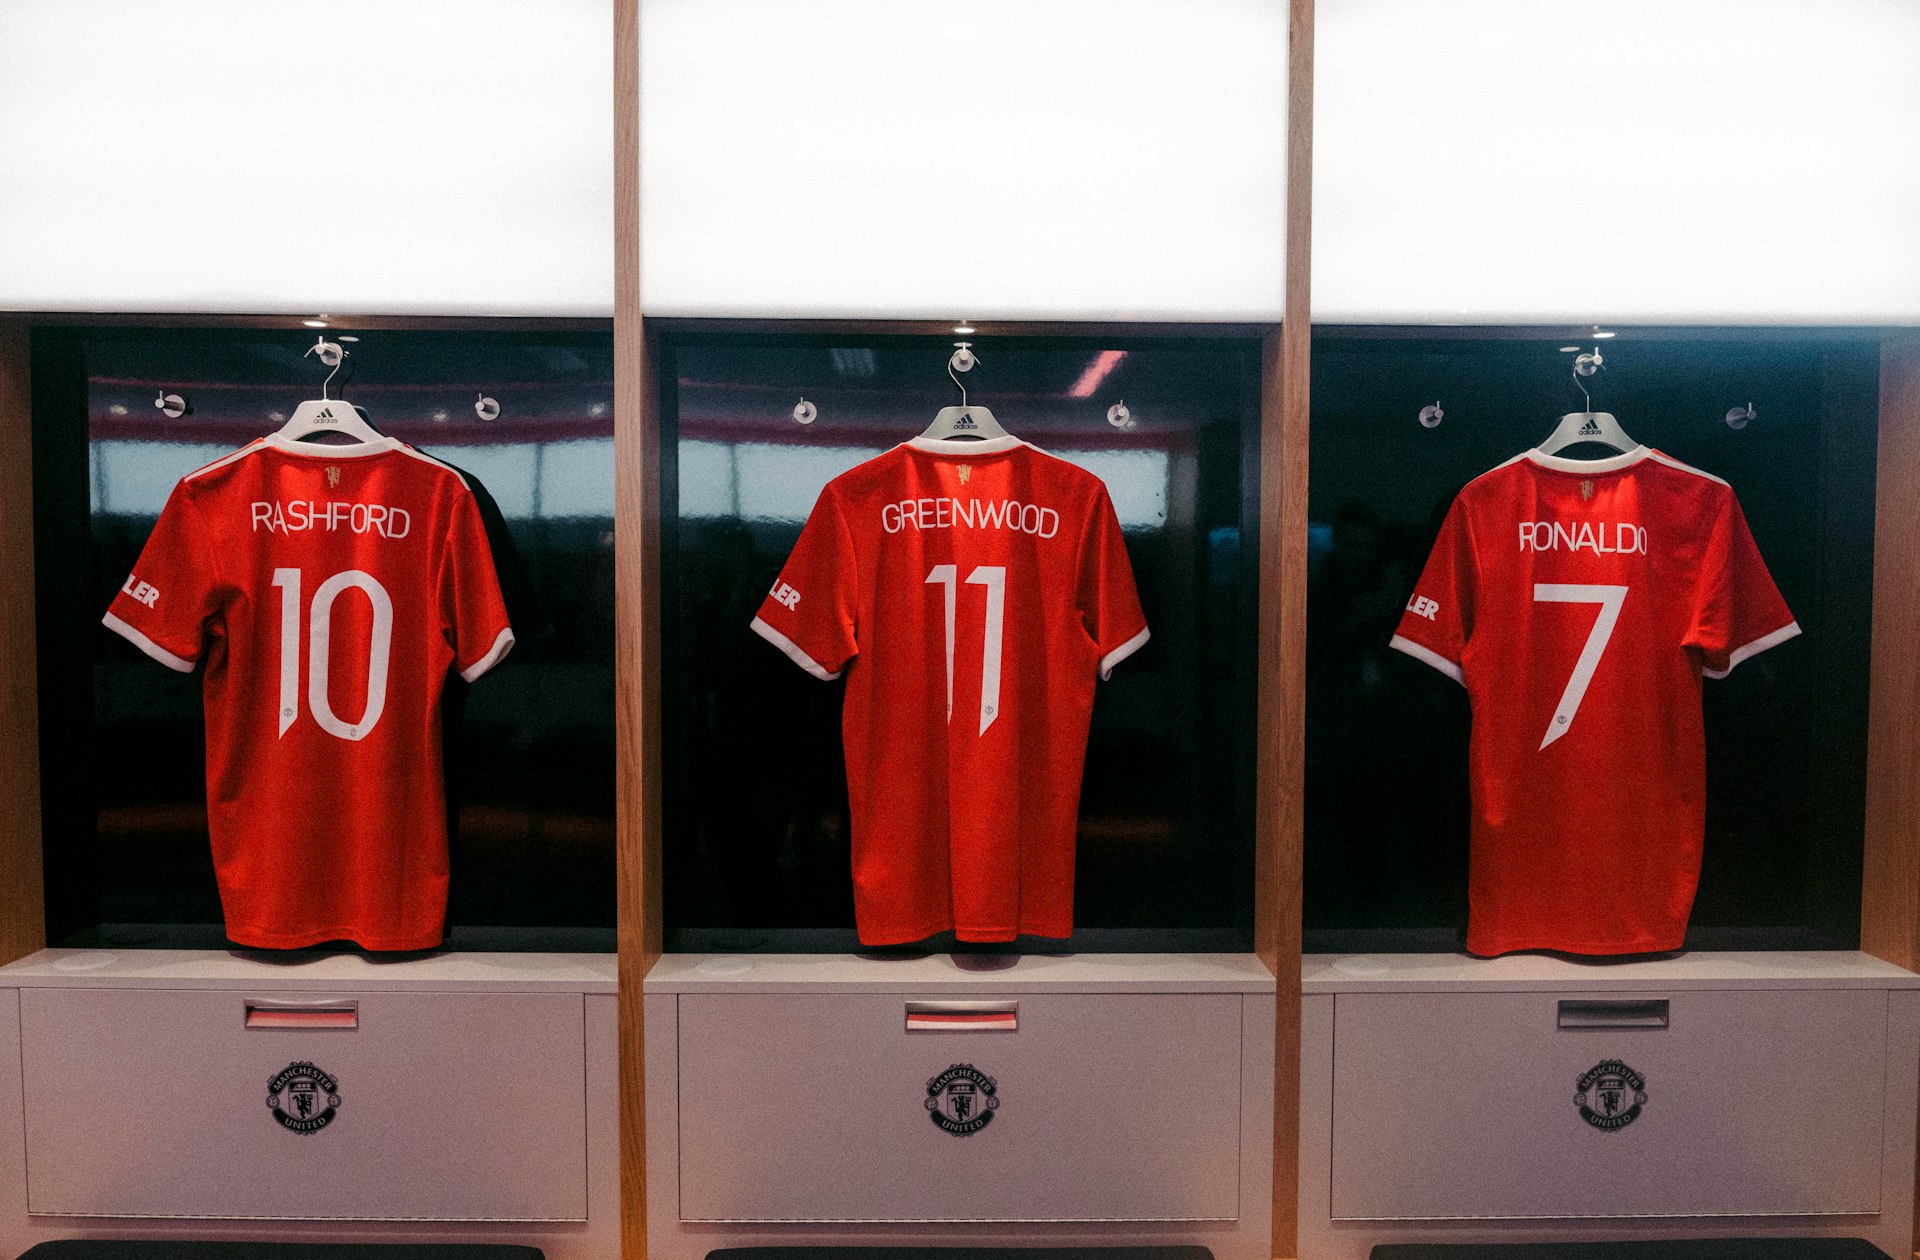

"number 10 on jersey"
[272, 567, 394, 742]
[927, 564, 1005, 735]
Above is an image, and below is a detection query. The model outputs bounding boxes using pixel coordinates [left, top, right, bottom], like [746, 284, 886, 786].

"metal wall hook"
[1418, 401, 1445, 429]
[1725, 401, 1755, 431]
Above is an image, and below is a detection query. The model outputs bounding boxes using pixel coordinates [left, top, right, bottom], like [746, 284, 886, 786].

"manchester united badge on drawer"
[267, 1061, 342, 1135]
[925, 1064, 999, 1136]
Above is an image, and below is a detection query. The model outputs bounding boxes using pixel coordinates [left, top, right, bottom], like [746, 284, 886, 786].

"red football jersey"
[103, 434, 515, 951]
[1390, 446, 1798, 957]
[751, 435, 1150, 945]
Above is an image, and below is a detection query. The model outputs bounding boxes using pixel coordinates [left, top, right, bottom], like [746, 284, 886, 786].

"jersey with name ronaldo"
[751, 435, 1150, 945]
[1390, 445, 1799, 957]
[103, 434, 515, 951]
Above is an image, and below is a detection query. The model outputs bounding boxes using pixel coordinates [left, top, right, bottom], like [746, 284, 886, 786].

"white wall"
[0, 0, 612, 316]
[638, 0, 1290, 322]
[1313, 0, 1920, 325]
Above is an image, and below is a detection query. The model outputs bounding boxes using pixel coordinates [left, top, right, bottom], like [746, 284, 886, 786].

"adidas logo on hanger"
[953, 411, 978, 431]
[314, 406, 339, 423]
[1578, 416, 1602, 436]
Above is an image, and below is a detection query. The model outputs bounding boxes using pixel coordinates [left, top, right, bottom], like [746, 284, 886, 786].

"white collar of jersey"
[906, 434, 1025, 456]
[1525, 444, 1651, 475]
[264, 433, 401, 458]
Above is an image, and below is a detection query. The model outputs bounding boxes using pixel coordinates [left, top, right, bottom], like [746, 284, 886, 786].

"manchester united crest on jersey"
[267, 1061, 341, 1134]
[925, 1063, 999, 1136]
[1575, 1059, 1646, 1131]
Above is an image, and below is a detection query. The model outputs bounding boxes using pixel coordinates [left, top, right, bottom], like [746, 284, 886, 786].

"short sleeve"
[1079, 485, 1149, 680]
[1389, 497, 1474, 685]
[1689, 489, 1799, 679]
[752, 484, 859, 680]
[102, 481, 222, 671]
[445, 488, 516, 683]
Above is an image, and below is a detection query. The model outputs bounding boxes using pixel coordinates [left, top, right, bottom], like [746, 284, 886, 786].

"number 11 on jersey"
[927, 564, 1006, 735]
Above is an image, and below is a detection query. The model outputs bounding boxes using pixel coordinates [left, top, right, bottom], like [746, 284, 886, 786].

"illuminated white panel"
[539, 439, 617, 518]
[640, 0, 1287, 321]
[1315, 0, 1920, 324]
[0, 1, 611, 315]
[1053, 449, 1170, 530]
[439, 444, 538, 519]
[678, 441, 737, 519]
[734, 444, 886, 523]
[92, 442, 231, 516]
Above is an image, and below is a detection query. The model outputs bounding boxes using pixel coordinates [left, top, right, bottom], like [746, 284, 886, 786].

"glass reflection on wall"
[1304, 333, 1877, 952]
[663, 336, 1258, 950]
[46, 327, 615, 948]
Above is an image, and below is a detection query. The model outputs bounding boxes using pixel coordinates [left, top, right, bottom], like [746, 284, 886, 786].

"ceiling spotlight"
[1559, 345, 1583, 353]
[336, 335, 359, 343]
[953, 323, 976, 335]
[302, 318, 329, 328]
[1591, 329, 1617, 339]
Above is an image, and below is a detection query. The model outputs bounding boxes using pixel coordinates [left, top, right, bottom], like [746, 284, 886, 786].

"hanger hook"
[947, 341, 977, 408]
[1572, 346, 1604, 413]
[303, 335, 349, 402]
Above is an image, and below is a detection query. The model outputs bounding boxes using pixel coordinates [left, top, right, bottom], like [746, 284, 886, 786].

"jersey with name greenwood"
[752, 434, 1150, 945]
[1390, 445, 1799, 957]
[103, 434, 515, 951]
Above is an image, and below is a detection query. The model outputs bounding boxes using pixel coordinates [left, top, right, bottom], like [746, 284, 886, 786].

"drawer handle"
[1557, 999, 1668, 1029]
[245, 1001, 358, 1030]
[905, 1001, 1017, 1033]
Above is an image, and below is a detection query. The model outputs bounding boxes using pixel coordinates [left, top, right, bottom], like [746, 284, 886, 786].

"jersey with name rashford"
[103, 434, 515, 951]
[1390, 446, 1799, 957]
[751, 435, 1150, 945]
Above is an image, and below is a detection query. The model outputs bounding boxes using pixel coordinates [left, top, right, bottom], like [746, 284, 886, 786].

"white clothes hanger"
[1536, 348, 1638, 456]
[920, 342, 1011, 442]
[275, 337, 387, 446]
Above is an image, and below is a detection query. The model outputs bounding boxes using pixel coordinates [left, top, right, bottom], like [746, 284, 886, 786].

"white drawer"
[675, 991, 1244, 1222]
[21, 988, 588, 1220]
[1329, 988, 1888, 1220]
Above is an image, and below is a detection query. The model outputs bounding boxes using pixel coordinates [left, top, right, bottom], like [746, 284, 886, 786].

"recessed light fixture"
[1559, 345, 1583, 353]
[336, 335, 359, 343]
[953, 323, 976, 335]
[302, 318, 328, 328]
[1591, 328, 1617, 339]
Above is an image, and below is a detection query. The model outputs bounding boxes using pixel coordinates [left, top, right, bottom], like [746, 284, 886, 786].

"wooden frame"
[0, 318, 43, 970]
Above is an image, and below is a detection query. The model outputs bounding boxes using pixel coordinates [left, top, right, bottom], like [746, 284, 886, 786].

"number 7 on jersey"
[1534, 583, 1627, 750]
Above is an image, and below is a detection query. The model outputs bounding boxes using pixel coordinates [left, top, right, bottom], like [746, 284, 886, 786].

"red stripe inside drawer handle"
[245, 1004, 358, 1030]
[904, 1002, 1018, 1033]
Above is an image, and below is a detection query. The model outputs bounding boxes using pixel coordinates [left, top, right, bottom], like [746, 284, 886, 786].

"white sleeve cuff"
[458, 627, 516, 683]
[751, 616, 841, 681]
[102, 611, 196, 672]
[1703, 620, 1801, 680]
[1389, 633, 1465, 685]
[1099, 625, 1150, 681]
